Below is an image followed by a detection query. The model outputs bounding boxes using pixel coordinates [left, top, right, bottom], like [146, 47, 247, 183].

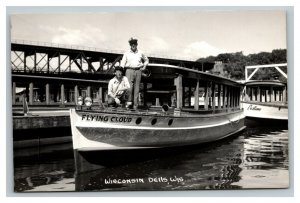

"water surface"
[13, 120, 289, 192]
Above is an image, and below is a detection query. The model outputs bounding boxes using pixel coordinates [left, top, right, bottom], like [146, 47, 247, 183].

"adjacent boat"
[241, 80, 288, 120]
[70, 63, 246, 173]
[241, 63, 288, 120]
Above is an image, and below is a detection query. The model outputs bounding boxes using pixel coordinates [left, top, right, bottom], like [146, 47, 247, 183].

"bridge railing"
[11, 39, 195, 62]
[11, 39, 125, 55]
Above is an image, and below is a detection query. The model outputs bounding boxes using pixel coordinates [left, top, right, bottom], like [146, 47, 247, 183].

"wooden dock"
[13, 109, 71, 148]
[13, 108, 70, 130]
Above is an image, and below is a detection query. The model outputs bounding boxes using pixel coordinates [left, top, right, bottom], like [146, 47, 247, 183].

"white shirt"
[108, 76, 130, 97]
[120, 49, 149, 68]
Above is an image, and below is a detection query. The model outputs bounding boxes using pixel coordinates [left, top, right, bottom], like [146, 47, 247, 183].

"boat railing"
[75, 100, 241, 116]
[179, 106, 238, 115]
[243, 85, 287, 104]
[243, 63, 288, 104]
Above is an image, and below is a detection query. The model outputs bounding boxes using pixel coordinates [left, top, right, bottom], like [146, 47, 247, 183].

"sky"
[10, 9, 287, 61]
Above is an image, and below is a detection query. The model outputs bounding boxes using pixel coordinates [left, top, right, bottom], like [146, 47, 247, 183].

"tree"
[196, 49, 287, 81]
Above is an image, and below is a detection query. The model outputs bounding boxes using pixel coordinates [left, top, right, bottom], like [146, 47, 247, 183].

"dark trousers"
[107, 91, 128, 107]
[125, 68, 141, 107]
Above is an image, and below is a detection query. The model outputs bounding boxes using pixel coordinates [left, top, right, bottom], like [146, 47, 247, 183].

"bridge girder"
[11, 42, 209, 76]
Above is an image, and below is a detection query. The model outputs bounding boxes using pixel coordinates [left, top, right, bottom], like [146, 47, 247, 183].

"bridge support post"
[194, 79, 199, 110]
[74, 85, 79, 105]
[46, 83, 50, 105]
[29, 83, 34, 105]
[98, 87, 103, 103]
[87, 86, 91, 97]
[34, 51, 37, 73]
[24, 54, 27, 73]
[61, 84, 65, 105]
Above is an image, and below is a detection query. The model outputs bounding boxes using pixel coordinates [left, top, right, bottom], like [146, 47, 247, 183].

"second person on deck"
[120, 37, 149, 109]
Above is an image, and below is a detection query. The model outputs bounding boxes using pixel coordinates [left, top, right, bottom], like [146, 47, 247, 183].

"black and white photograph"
[10, 8, 290, 192]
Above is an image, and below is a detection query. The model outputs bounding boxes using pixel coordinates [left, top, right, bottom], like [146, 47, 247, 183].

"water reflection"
[232, 124, 289, 189]
[13, 121, 289, 192]
[14, 143, 75, 192]
[75, 135, 245, 191]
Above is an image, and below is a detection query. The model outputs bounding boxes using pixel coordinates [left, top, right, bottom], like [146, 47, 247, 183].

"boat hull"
[241, 101, 288, 120]
[70, 109, 245, 151]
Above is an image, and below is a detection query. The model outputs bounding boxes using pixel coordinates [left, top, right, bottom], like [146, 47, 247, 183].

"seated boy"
[107, 66, 130, 107]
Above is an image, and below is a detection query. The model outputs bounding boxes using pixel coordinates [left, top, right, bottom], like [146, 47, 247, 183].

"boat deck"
[77, 105, 242, 118]
[242, 100, 288, 108]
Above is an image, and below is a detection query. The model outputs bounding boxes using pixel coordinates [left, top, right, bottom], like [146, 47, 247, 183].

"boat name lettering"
[81, 114, 109, 121]
[247, 105, 261, 111]
[111, 116, 132, 123]
[81, 114, 132, 123]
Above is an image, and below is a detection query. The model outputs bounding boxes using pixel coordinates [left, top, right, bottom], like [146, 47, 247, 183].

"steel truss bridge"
[11, 40, 210, 107]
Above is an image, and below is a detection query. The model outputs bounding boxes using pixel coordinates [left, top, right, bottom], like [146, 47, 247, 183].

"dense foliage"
[197, 49, 287, 82]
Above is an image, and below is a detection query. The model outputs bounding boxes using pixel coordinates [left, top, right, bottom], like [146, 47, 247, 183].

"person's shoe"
[125, 102, 132, 109]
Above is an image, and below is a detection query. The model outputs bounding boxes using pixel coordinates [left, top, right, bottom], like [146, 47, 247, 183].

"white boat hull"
[241, 102, 288, 120]
[70, 109, 245, 151]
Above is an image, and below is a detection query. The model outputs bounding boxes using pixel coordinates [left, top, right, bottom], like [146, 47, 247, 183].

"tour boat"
[241, 63, 288, 120]
[70, 63, 246, 159]
[241, 80, 288, 120]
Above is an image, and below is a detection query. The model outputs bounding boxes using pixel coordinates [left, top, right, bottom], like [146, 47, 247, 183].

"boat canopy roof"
[147, 63, 242, 87]
[244, 80, 286, 87]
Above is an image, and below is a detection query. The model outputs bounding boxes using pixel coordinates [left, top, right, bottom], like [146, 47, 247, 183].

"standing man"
[107, 66, 130, 107]
[120, 37, 149, 109]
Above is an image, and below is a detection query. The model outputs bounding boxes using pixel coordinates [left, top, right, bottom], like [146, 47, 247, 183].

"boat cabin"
[243, 80, 287, 104]
[108, 63, 242, 114]
[243, 63, 288, 105]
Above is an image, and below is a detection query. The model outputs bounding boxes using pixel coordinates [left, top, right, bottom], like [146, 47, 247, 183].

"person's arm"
[141, 53, 149, 71]
[107, 80, 115, 98]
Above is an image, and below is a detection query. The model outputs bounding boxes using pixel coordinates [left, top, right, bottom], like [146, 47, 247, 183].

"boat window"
[168, 119, 173, 126]
[246, 85, 286, 103]
[136, 117, 142, 125]
[151, 118, 157, 125]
